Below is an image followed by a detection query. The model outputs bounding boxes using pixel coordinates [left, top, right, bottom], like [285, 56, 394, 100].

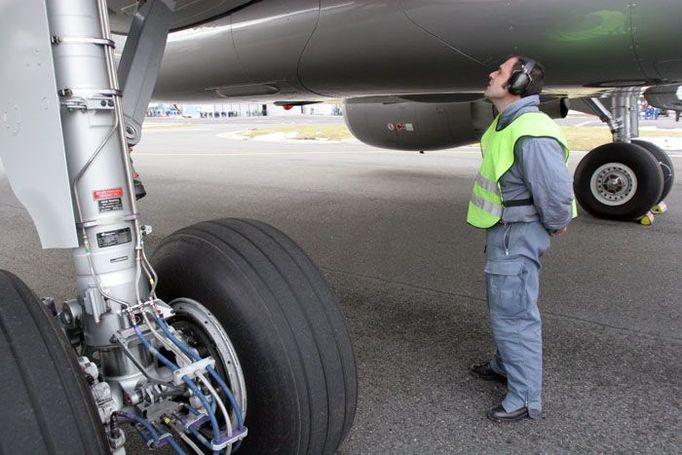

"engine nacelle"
[343, 96, 569, 151]
[644, 84, 682, 111]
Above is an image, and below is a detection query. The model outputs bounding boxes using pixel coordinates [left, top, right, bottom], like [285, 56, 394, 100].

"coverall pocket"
[484, 259, 527, 319]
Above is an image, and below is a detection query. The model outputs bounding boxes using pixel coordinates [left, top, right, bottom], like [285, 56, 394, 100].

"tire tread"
[152, 218, 357, 455]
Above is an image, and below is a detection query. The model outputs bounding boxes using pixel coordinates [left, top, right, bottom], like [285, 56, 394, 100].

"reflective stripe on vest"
[475, 172, 498, 194]
[466, 111, 572, 229]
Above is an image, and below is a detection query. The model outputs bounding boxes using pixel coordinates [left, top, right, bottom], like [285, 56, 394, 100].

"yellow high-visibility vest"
[467, 111, 576, 229]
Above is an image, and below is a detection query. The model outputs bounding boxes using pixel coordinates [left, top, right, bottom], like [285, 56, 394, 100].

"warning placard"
[93, 188, 123, 200]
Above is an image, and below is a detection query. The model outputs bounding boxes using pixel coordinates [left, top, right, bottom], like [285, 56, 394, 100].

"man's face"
[484, 57, 518, 101]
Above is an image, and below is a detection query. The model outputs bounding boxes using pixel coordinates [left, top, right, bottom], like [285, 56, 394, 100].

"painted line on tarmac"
[135, 149, 485, 157]
[134, 149, 682, 158]
[134, 150, 392, 157]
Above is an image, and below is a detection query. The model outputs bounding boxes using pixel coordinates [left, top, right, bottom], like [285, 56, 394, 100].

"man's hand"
[550, 226, 568, 237]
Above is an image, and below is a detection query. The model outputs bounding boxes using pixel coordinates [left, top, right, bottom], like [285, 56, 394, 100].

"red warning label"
[93, 188, 123, 200]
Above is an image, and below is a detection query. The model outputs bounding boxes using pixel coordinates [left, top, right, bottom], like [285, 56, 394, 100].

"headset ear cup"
[508, 71, 528, 95]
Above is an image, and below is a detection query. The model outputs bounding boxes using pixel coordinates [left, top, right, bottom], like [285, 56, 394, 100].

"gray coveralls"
[484, 95, 574, 418]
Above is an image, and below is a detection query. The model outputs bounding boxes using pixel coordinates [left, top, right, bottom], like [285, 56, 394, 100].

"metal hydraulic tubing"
[46, 0, 151, 378]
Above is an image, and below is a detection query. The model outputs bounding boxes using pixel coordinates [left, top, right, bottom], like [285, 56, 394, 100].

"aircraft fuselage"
[147, 0, 682, 102]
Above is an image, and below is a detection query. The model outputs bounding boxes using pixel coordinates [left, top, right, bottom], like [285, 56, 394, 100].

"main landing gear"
[0, 1, 357, 454]
[573, 92, 675, 223]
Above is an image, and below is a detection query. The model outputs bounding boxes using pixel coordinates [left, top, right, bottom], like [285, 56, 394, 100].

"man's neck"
[493, 96, 522, 115]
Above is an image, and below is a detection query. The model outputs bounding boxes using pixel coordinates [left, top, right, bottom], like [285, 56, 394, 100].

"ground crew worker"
[467, 56, 575, 422]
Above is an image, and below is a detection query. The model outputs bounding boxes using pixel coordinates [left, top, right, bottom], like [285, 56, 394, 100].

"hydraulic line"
[183, 377, 221, 443]
[111, 333, 174, 385]
[141, 243, 159, 299]
[186, 424, 213, 450]
[142, 310, 188, 362]
[176, 428, 205, 455]
[132, 321, 222, 446]
[141, 310, 233, 438]
[141, 310, 230, 431]
[198, 371, 234, 440]
[163, 417, 204, 455]
[115, 412, 187, 455]
[156, 317, 245, 429]
[179, 432, 204, 455]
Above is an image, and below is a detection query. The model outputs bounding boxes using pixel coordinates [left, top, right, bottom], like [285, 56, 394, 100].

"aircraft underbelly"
[152, 0, 682, 101]
[628, 0, 682, 81]
[297, 1, 487, 97]
[154, 0, 319, 101]
[401, 0, 648, 86]
[107, 0, 255, 34]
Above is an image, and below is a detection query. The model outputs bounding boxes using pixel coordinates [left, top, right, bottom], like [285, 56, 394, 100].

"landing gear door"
[0, 0, 78, 249]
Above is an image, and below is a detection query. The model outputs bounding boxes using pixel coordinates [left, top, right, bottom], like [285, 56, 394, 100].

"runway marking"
[134, 149, 681, 158]
[134, 149, 483, 157]
[575, 120, 598, 127]
[135, 150, 391, 157]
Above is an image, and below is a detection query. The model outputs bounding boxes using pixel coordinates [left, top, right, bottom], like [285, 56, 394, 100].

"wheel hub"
[604, 174, 624, 193]
[590, 162, 638, 206]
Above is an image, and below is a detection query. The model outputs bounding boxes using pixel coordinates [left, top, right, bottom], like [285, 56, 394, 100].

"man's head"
[484, 56, 545, 108]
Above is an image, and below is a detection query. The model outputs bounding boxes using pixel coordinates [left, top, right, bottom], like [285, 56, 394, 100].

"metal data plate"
[0, 0, 78, 248]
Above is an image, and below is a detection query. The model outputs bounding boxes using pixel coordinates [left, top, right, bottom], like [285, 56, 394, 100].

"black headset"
[507, 58, 536, 96]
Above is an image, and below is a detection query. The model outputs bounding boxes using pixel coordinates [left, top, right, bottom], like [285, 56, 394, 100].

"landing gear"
[574, 142, 663, 220]
[0, 0, 357, 453]
[573, 92, 675, 221]
[152, 218, 358, 455]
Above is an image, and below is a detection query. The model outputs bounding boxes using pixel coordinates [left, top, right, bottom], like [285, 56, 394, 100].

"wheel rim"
[169, 298, 248, 424]
[590, 162, 638, 206]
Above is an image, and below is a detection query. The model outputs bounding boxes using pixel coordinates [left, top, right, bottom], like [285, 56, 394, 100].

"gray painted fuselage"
[137, 0, 682, 102]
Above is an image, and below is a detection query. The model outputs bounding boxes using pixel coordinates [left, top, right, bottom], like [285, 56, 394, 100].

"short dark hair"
[509, 55, 545, 97]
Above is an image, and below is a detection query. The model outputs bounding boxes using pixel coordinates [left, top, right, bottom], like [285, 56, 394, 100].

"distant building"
[147, 103, 343, 118]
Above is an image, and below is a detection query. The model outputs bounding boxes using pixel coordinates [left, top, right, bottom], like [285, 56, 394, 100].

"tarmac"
[0, 115, 680, 454]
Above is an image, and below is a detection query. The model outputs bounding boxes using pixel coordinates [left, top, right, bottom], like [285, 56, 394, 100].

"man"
[467, 56, 575, 423]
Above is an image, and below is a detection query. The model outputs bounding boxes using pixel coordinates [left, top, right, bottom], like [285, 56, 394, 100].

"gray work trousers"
[485, 221, 550, 418]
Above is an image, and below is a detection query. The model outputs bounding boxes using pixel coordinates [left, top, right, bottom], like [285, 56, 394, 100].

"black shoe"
[486, 405, 529, 423]
[469, 362, 507, 383]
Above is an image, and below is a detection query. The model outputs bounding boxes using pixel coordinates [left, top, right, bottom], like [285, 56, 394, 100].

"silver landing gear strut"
[1, 0, 249, 453]
[51, 0, 249, 453]
[573, 90, 674, 223]
[1, 1, 358, 453]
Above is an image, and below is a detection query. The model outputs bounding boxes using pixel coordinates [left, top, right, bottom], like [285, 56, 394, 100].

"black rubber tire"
[151, 218, 357, 455]
[632, 139, 675, 203]
[574, 142, 664, 220]
[0, 270, 110, 454]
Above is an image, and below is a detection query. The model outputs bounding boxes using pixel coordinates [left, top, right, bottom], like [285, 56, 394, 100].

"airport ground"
[0, 115, 680, 453]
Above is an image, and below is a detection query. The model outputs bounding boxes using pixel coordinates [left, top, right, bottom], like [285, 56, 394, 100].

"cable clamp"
[144, 431, 174, 449]
[211, 427, 249, 451]
[58, 88, 120, 111]
[51, 35, 115, 47]
[173, 358, 216, 386]
[58, 88, 121, 113]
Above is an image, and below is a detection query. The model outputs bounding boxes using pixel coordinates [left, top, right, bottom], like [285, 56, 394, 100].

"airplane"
[0, 1, 680, 454]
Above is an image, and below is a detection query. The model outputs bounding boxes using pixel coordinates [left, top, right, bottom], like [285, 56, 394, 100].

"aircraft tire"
[574, 142, 664, 220]
[0, 270, 110, 454]
[151, 218, 358, 455]
[631, 140, 675, 203]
